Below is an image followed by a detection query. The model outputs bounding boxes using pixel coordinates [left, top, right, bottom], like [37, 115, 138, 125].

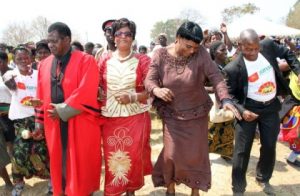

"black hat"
[102, 19, 116, 31]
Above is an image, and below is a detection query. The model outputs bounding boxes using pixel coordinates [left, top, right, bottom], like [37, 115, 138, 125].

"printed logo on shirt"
[17, 82, 26, 90]
[248, 72, 259, 82]
[257, 81, 276, 95]
[17, 82, 36, 91]
[248, 65, 272, 83]
[259, 65, 272, 75]
[20, 96, 34, 106]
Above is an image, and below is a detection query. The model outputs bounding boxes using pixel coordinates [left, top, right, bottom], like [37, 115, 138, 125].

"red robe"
[36, 51, 104, 196]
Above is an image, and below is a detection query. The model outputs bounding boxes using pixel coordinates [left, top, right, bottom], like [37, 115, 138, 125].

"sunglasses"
[114, 31, 133, 38]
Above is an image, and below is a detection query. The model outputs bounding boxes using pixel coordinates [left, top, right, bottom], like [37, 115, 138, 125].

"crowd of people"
[0, 17, 300, 196]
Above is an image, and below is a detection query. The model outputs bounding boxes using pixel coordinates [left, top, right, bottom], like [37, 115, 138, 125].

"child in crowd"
[2, 46, 50, 196]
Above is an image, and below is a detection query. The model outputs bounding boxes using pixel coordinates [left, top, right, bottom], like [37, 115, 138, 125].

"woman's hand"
[222, 102, 242, 120]
[115, 94, 131, 104]
[153, 87, 174, 102]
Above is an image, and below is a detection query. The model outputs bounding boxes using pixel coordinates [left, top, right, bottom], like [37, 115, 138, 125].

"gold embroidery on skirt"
[107, 127, 133, 186]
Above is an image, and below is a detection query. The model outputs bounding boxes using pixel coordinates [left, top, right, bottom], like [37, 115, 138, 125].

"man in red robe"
[35, 22, 104, 196]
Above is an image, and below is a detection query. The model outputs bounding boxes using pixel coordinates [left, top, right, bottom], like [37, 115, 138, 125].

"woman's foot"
[191, 188, 200, 196]
[126, 191, 135, 196]
[166, 182, 175, 195]
[166, 192, 175, 196]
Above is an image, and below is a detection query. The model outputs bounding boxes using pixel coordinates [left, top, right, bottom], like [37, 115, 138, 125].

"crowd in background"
[0, 18, 300, 196]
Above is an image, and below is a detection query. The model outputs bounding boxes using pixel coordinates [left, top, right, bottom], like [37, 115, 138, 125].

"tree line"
[1, 2, 300, 47]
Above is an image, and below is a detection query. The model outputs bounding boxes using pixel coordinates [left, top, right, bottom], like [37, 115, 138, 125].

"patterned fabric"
[99, 53, 151, 117]
[99, 53, 152, 195]
[208, 120, 235, 158]
[280, 106, 300, 153]
[103, 113, 152, 195]
[11, 116, 50, 182]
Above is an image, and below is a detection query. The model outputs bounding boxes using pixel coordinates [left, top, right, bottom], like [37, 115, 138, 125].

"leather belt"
[246, 97, 276, 106]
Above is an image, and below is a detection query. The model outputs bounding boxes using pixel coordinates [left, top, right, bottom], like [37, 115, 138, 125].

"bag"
[209, 94, 235, 123]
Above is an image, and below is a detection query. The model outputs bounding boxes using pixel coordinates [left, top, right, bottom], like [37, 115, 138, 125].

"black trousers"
[232, 99, 280, 193]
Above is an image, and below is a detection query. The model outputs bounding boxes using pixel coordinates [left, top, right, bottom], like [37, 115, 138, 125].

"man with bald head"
[223, 29, 300, 196]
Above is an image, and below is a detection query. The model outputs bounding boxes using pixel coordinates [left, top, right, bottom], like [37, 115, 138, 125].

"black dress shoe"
[287, 159, 300, 167]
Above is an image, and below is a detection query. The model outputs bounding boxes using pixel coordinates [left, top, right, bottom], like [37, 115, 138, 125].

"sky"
[0, 0, 298, 46]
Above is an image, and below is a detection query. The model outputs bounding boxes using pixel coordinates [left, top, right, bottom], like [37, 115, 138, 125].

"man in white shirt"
[223, 29, 300, 196]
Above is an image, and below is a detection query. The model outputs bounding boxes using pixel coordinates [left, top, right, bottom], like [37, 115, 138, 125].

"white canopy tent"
[227, 15, 300, 38]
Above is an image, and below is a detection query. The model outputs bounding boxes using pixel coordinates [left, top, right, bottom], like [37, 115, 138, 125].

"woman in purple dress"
[145, 21, 241, 196]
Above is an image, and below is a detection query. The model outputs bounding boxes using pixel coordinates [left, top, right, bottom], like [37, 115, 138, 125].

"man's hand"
[4, 75, 17, 91]
[223, 102, 242, 120]
[242, 110, 259, 122]
[47, 103, 60, 119]
[220, 23, 227, 34]
[153, 87, 174, 102]
[277, 58, 289, 72]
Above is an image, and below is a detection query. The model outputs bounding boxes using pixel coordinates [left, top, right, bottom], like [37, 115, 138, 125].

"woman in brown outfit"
[145, 21, 241, 196]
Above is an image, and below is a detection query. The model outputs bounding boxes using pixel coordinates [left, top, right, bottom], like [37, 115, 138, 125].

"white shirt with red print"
[3, 68, 37, 120]
[244, 53, 277, 102]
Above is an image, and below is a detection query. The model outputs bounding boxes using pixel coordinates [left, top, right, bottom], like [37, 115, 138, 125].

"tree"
[221, 3, 260, 23]
[179, 9, 206, 25]
[150, 18, 184, 44]
[1, 16, 51, 46]
[31, 16, 51, 41]
[286, 0, 300, 29]
[2, 22, 33, 46]
[150, 9, 206, 45]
